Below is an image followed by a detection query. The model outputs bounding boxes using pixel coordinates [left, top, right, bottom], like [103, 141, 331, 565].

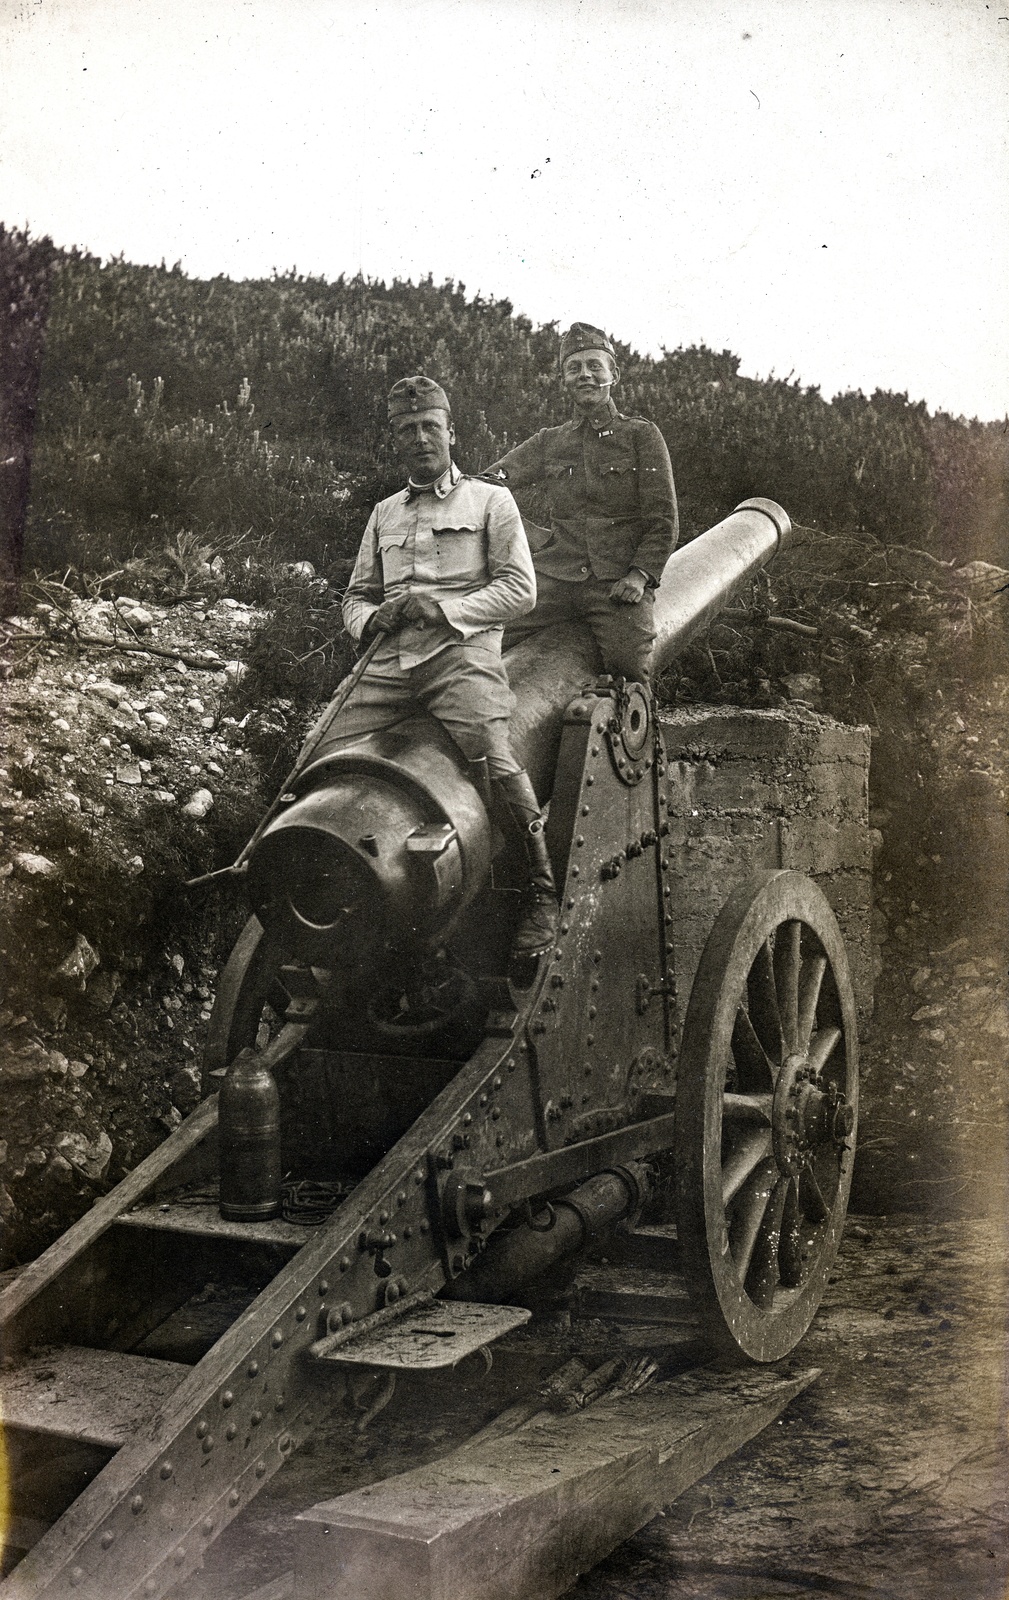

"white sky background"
[0, 0, 1006, 420]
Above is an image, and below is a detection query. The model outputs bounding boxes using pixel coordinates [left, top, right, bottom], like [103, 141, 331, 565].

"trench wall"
[661, 705, 873, 1042]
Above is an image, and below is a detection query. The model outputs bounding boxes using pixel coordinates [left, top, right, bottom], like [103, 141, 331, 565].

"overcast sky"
[1, 0, 1006, 419]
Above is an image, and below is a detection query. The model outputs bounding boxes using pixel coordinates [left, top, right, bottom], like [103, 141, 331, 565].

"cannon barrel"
[246, 497, 790, 957]
[508, 495, 791, 795]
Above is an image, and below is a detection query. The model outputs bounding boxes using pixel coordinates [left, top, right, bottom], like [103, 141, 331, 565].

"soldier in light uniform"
[482, 322, 678, 685]
[334, 374, 558, 956]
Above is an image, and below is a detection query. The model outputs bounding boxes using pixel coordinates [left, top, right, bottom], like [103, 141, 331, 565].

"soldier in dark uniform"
[481, 322, 678, 685]
[334, 374, 558, 956]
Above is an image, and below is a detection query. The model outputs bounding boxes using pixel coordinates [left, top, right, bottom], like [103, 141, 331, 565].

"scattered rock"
[53, 1130, 113, 1181]
[169, 1064, 202, 1115]
[115, 602, 154, 631]
[127, 855, 145, 875]
[223, 660, 247, 687]
[910, 967, 931, 992]
[911, 1004, 945, 1022]
[84, 970, 121, 1013]
[183, 788, 214, 820]
[116, 764, 143, 786]
[144, 711, 170, 730]
[1, 1042, 73, 1083]
[780, 673, 823, 705]
[288, 560, 317, 581]
[52, 932, 101, 989]
[14, 851, 59, 879]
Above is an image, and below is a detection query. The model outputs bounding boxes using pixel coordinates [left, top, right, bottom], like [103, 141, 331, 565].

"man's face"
[392, 408, 455, 482]
[562, 348, 619, 411]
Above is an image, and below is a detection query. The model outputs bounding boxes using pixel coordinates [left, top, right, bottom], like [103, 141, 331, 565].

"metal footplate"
[311, 1296, 530, 1371]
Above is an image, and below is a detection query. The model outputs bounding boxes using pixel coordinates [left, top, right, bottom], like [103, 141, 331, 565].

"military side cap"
[387, 374, 451, 417]
[559, 322, 616, 367]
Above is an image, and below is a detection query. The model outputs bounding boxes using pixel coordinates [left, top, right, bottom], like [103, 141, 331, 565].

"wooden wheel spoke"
[745, 1177, 789, 1309]
[721, 1128, 773, 1207]
[722, 1092, 773, 1127]
[806, 1025, 842, 1078]
[800, 1162, 831, 1224]
[729, 1158, 778, 1280]
[773, 920, 802, 1053]
[796, 955, 827, 1052]
[778, 1177, 806, 1287]
[747, 940, 783, 1063]
[731, 1006, 776, 1089]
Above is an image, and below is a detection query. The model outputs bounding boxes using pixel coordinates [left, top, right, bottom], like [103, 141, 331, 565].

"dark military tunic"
[482, 398, 678, 586]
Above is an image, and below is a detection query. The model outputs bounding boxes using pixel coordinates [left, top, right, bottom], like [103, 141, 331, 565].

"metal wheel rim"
[674, 870, 858, 1361]
[202, 914, 295, 1089]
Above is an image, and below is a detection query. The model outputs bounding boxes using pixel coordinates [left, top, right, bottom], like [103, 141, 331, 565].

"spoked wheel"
[674, 870, 858, 1362]
[202, 915, 297, 1091]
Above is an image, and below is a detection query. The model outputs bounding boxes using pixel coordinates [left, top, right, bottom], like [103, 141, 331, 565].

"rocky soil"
[0, 539, 1007, 1264]
[0, 586, 294, 1259]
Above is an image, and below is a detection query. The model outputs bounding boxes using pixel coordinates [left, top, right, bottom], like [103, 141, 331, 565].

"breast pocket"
[430, 525, 486, 584]
[377, 529, 412, 585]
[596, 452, 639, 512]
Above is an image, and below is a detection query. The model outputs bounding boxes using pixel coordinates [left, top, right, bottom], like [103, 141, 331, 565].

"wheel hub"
[772, 1052, 852, 1179]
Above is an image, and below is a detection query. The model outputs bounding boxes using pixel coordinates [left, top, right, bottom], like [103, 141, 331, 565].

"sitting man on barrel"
[481, 322, 678, 686]
[333, 374, 558, 956]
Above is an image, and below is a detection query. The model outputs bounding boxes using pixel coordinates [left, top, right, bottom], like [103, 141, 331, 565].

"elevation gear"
[493, 769, 559, 957]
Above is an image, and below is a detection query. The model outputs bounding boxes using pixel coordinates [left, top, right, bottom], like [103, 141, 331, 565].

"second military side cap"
[387, 374, 451, 418]
[559, 322, 616, 367]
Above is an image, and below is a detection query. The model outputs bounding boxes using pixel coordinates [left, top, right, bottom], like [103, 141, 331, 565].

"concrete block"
[660, 705, 873, 1037]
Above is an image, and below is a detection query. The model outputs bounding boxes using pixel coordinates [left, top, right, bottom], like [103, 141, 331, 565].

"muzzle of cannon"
[246, 721, 492, 966]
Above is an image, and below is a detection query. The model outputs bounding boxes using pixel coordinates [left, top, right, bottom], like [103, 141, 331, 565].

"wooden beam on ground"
[293, 1363, 818, 1600]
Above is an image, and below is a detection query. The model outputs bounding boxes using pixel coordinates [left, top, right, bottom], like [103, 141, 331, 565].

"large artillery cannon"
[0, 498, 860, 1599]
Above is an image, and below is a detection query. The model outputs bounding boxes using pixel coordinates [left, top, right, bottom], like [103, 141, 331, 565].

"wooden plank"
[115, 1201, 315, 1251]
[293, 1364, 818, 1600]
[573, 1263, 696, 1324]
[0, 1096, 218, 1338]
[0, 1347, 189, 1449]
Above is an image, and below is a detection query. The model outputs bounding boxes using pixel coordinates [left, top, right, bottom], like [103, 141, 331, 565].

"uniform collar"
[405, 460, 462, 501]
[571, 397, 620, 433]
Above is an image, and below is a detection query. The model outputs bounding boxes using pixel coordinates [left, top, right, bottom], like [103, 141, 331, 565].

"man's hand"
[398, 592, 446, 628]
[366, 596, 409, 636]
[609, 570, 648, 605]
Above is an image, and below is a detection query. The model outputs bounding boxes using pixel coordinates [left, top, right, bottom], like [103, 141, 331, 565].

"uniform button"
[580, 565, 589, 574]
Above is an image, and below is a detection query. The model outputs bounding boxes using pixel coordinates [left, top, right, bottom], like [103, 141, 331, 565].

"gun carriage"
[0, 498, 860, 1599]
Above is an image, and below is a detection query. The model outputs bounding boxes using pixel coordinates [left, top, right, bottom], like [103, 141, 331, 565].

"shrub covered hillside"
[15, 237, 1009, 599]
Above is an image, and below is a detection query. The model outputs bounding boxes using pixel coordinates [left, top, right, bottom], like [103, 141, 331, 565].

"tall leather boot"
[494, 770, 559, 957]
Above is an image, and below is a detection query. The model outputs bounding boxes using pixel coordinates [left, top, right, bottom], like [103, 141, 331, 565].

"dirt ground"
[572, 1217, 1009, 1600]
